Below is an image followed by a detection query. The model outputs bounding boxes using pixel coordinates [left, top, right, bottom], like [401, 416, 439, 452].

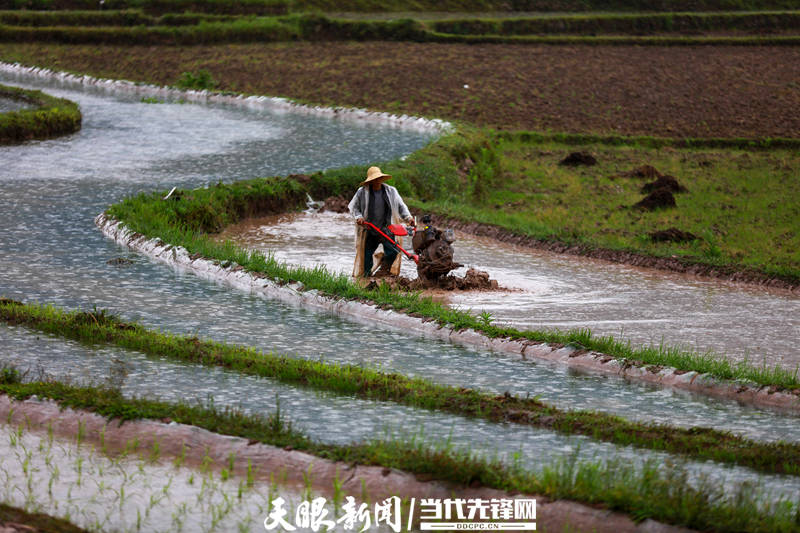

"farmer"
[348, 166, 415, 277]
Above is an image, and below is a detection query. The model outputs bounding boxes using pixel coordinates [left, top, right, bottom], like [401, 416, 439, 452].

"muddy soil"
[649, 228, 698, 243]
[642, 175, 687, 194]
[367, 267, 501, 292]
[4, 43, 800, 138]
[634, 188, 677, 210]
[559, 151, 597, 166]
[615, 164, 664, 180]
[106, 257, 134, 267]
[321, 195, 349, 213]
[0, 523, 34, 533]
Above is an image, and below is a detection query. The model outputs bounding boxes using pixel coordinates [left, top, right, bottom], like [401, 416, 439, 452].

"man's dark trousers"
[364, 227, 398, 275]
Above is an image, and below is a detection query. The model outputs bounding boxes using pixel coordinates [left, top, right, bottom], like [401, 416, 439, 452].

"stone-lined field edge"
[0, 61, 453, 134]
[95, 213, 800, 413]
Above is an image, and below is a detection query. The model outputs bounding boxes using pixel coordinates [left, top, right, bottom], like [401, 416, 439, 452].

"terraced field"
[1, 3, 799, 532]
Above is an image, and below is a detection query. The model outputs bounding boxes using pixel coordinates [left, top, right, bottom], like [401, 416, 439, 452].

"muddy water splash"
[218, 211, 800, 370]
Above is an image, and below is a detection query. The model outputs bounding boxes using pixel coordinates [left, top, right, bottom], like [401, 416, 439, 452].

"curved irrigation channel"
[0, 69, 799, 509]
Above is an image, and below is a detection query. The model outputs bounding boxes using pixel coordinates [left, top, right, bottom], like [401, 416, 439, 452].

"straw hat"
[360, 166, 391, 187]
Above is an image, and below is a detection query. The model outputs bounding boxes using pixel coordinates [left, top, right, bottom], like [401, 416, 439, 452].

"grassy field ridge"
[0, 82, 81, 143]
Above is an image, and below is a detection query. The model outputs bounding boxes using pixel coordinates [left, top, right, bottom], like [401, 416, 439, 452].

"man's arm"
[392, 188, 413, 224]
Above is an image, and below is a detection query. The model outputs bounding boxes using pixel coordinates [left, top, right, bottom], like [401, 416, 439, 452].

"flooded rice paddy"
[0, 419, 379, 533]
[4, 323, 800, 505]
[219, 211, 800, 370]
[1, 69, 799, 515]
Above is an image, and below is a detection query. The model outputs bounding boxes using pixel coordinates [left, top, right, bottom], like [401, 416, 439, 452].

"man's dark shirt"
[368, 186, 390, 228]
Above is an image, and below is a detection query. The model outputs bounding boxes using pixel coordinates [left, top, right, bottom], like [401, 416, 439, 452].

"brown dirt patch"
[648, 228, 699, 243]
[106, 257, 134, 266]
[3, 43, 800, 137]
[641, 175, 687, 194]
[633, 188, 677, 210]
[559, 151, 597, 166]
[321, 195, 349, 213]
[615, 164, 664, 179]
[367, 267, 501, 292]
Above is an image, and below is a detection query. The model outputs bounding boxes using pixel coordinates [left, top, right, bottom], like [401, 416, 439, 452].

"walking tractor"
[362, 215, 462, 281]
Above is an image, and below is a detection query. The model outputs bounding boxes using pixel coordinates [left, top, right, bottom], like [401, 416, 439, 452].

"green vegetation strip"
[0, 9, 236, 27]
[500, 130, 800, 150]
[299, 14, 800, 44]
[101, 126, 800, 390]
[3, 12, 799, 45]
[6, 8, 800, 35]
[0, 0, 287, 15]
[0, 83, 81, 143]
[429, 32, 800, 45]
[2, 299, 799, 477]
[0, 17, 299, 45]
[295, 0, 800, 12]
[0, 376, 798, 533]
[5, 0, 797, 13]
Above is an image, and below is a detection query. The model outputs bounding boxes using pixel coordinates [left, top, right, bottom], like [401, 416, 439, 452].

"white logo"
[264, 496, 536, 531]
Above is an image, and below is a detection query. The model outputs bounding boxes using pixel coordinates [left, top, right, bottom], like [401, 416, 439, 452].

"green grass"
[0, 376, 798, 533]
[5, 0, 799, 12]
[414, 136, 800, 281]
[426, 31, 800, 44]
[0, 0, 287, 15]
[3, 299, 800, 477]
[0, 16, 301, 45]
[174, 68, 217, 89]
[502, 130, 800, 150]
[0, 83, 81, 143]
[298, 12, 800, 45]
[294, 0, 800, 13]
[0, 9, 250, 26]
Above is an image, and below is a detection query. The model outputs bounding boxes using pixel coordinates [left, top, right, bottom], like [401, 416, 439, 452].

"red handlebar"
[361, 220, 419, 265]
